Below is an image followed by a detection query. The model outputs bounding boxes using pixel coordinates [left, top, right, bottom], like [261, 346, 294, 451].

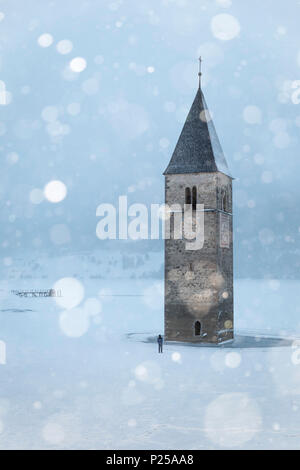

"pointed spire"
[163, 59, 231, 177]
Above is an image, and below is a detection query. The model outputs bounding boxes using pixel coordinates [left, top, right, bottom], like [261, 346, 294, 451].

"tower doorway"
[195, 321, 201, 336]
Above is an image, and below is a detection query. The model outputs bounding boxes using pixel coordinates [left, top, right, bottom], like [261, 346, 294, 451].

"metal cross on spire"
[198, 56, 202, 89]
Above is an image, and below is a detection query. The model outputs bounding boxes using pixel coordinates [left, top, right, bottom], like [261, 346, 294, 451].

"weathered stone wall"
[164, 172, 233, 344]
[216, 172, 234, 342]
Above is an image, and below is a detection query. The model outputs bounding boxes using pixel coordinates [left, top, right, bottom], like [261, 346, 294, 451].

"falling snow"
[0, 0, 300, 451]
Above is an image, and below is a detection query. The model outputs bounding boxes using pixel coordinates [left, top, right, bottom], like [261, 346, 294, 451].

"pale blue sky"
[0, 0, 299, 277]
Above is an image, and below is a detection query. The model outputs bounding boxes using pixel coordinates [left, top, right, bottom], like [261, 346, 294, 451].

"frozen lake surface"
[0, 267, 300, 449]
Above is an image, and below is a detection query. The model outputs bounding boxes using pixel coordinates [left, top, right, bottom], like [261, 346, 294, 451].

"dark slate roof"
[164, 88, 231, 177]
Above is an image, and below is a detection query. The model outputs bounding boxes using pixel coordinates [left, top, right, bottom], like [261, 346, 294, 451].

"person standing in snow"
[157, 335, 163, 353]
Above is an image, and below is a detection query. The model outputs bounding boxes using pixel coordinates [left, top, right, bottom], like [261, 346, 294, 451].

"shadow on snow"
[127, 332, 295, 349]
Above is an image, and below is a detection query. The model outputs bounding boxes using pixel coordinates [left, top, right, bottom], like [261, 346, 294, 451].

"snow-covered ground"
[0, 259, 300, 449]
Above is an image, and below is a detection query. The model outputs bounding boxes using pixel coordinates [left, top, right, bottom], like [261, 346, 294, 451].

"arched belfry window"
[192, 186, 197, 211]
[170, 213, 174, 239]
[222, 192, 227, 212]
[195, 321, 201, 336]
[221, 189, 228, 212]
[185, 187, 191, 205]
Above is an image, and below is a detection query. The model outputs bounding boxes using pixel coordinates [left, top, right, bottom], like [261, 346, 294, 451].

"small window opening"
[221, 189, 228, 212]
[170, 213, 174, 239]
[192, 186, 197, 211]
[185, 187, 191, 205]
[222, 194, 226, 212]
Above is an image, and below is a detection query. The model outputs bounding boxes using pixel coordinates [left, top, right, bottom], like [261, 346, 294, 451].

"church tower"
[164, 61, 234, 344]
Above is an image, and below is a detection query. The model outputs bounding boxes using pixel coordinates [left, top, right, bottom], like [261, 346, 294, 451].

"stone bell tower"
[163, 60, 234, 344]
